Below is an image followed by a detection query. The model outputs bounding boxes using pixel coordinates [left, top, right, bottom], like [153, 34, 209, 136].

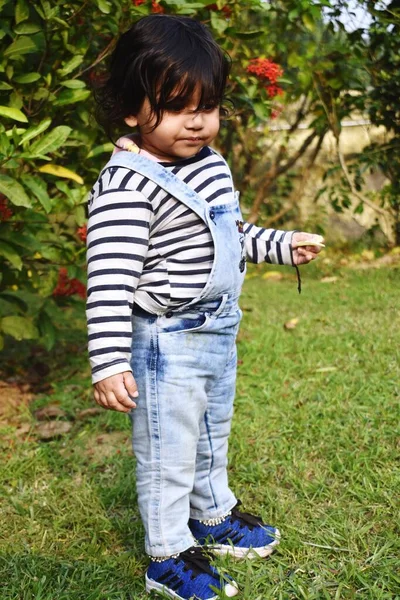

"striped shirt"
[87, 145, 294, 383]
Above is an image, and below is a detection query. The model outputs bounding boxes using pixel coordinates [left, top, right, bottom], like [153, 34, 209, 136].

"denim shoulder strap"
[103, 151, 208, 220]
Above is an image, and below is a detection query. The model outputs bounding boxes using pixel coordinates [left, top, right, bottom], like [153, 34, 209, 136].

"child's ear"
[124, 115, 138, 127]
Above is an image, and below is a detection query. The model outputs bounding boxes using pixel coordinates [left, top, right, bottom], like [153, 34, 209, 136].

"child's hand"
[93, 371, 138, 413]
[292, 232, 325, 265]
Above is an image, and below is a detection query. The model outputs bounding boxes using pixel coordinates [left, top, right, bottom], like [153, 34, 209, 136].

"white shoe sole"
[209, 528, 281, 559]
[145, 574, 239, 598]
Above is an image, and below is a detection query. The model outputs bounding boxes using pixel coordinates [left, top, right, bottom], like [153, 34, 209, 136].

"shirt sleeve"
[243, 222, 295, 266]
[86, 169, 152, 384]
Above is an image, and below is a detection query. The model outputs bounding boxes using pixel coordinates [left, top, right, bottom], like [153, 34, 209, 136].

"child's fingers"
[103, 390, 133, 412]
[123, 371, 139, 399]
[293, 247, 319, 265]
[94, 381, 135, 412]
[110, 391, 134, 412]
[109, 378, 136, 410]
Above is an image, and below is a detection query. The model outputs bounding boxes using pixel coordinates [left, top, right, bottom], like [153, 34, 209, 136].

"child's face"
[125, 91, 220, 162]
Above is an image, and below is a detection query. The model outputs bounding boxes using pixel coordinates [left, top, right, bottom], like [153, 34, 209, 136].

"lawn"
[0, 257, 399, 599]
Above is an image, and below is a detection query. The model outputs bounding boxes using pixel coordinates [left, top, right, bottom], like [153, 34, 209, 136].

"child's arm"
[86, 168, 152, 404]
[243, 223, 324, 266]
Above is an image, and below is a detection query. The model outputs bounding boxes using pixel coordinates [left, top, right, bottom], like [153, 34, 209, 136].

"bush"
[0, 0, 288, 354]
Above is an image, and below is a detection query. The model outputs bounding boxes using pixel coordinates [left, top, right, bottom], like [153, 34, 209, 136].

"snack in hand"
[295, 240, 325, 248]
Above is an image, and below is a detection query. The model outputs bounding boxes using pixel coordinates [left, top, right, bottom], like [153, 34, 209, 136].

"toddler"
[87, 14, 324, 600]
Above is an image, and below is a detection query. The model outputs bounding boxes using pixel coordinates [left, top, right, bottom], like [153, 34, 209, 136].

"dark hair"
[94, 15, 231, 140]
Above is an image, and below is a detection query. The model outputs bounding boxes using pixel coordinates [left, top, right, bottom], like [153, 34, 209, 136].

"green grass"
[1, 261, 399, 599]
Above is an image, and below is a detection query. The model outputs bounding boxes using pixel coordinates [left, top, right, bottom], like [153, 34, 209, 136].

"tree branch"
[247, 129, 319, 223]
[337, 141, 392, 218]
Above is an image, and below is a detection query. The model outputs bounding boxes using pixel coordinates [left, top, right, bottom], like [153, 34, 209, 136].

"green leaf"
[51, 16, 69, 28]
[0, 230, 40, 252]
[61, 79, 86, 89]
[38, 164, 83, 184]
[28, 125, 71, 156]
[53, 89, 91, 107]
[37, 270, 59, 298]
[210, 11, 227, 35]
[21, 174, 52, 213]
[0, 175, 32, 208]
[15, 0, 29, 24]
[0, 292, 28, 313]
[35, 0, 57, 20]
[13, 72, 41, 84]
[19, 118, 51, 145]
[0, 241, 23, 270]
[233, 30, 264, 39]
[97, 0, 112, 14]
[0, 132, 10, 155]
[32, 88, 51, 102]
[86, 143, 114, 158]
[14, 22, 42, 35]
[4, 36, 38, 58]
[0, 296, 23, 317]
[0, 335, 4, 351]
[1, 315, 39, 340]
[0, 82, 13, 91]
[302, 13, 315, 32]
[38, 310, 56, 350]
[57, 55, 84, 78]
[4, 128, 25, 139]
[0, 106, 28, 123]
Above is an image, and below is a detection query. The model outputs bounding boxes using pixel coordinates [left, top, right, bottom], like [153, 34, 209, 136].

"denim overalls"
[104, 151, 246, 557]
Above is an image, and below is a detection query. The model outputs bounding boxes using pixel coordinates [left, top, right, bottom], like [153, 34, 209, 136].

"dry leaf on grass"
[262, 271, 283, 281]
[76, 407, 103, 420]
[321, 276, 338, 283]
[34, 404, 66, 420]
[0, 380, 33, 422]
[15, 423, 32, 436]
[284, 317, 299, 330]
[35, 420, 72, 440]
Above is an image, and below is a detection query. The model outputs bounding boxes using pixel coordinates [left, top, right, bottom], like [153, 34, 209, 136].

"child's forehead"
[163, 83, 216, 106]
[167, 85, 201, 103]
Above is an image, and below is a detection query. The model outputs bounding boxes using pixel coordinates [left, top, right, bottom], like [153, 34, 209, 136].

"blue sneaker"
[189, 501, 280, 559]
[145, 545, 239, 599]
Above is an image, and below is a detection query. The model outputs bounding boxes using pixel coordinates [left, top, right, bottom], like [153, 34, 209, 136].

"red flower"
[271, 105, 283, 120]
[53, 268, 86, 299]
[151, 0, 164, 13]
[247, 58, 284, 84]
[0, 195, 13, 221]
[132, 0, 146, 5]
[77, 224, 87, 243]
[206, 3, 232, 17]
[266, 85, 284, 98]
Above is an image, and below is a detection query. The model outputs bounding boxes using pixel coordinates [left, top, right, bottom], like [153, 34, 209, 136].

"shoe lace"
[230, 500, 263, 531]
[177, 546, 215, 580]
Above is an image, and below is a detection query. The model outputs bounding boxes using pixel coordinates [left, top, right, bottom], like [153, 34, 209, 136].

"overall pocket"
[157, 312, 210, 334]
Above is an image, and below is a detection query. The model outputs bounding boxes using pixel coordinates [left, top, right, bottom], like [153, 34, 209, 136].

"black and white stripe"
[87, 146, 294, 383]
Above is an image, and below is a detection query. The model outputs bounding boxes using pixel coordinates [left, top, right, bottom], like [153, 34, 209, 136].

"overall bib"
[104, 152, 246, 556]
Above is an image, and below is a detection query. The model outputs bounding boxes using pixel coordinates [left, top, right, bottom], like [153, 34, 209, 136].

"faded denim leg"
[130, 306, 240, 557]
[189, 338, 238, 521]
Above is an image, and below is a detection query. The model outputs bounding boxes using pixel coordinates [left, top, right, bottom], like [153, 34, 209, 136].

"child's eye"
[164, 102, 186, 113]
[163, 102, 219, 115]
[198, 104, 218, 113]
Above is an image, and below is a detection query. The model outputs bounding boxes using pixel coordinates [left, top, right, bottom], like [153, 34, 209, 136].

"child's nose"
[185, 112, 204, 129]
